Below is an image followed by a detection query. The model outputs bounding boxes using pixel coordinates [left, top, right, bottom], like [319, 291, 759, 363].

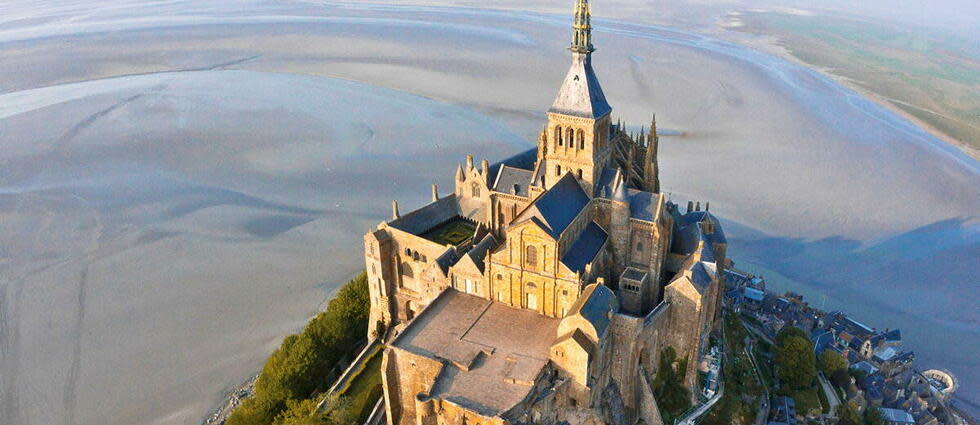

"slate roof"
[744, 287, 765, 302]
[567, 283, 618, 338]
[561, 222, 608, 274]
[549, 54, 612, 119]
[622, 267, 646, 282]
[434, 247, 460, 275]
[492, 165, 534, 197]
[689, 261, 716, 294]
[466, 234, 498, 273]
[389, 195, 462, 234]
[627, 189, 660, 222]
[880, 408, 915, 424]
[514, 173, 590, 238]
[671, 211, 725, 263]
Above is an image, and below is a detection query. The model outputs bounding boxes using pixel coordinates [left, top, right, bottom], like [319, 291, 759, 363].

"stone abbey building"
[363, 1, 728, 424]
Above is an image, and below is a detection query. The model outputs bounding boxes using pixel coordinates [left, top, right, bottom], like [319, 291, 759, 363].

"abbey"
[363, 1, 727, 424]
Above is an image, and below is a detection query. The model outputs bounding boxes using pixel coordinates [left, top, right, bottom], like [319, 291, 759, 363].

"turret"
[431, 184, 439, 202]
[609, 169, 630, 273]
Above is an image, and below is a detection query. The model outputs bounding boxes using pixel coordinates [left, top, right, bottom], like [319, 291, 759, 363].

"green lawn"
[330, 347, 384, 423]
[421, 219, 476, 246]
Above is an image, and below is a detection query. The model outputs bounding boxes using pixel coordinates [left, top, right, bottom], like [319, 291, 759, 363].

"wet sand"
[0, 1, 977, 423]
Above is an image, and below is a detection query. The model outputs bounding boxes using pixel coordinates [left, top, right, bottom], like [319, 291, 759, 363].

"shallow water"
[0, 1, 976, 423]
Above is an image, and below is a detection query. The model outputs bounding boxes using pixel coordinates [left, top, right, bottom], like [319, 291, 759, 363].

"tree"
[776, 326, 808, 346]
[652, 347, 692, 423]
[864, 406, 886, 425]
[774, 332, 817, 390]
[837, 401, 862, 425]
[274, 399, 326, 425]
[819, 350, 848, 376]
[830, 368, 851, 389]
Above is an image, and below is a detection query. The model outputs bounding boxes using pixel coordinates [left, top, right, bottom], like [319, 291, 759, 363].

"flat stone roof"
[392, 290, 560, 417]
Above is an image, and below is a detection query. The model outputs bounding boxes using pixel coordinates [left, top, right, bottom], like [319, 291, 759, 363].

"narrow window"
[577, 129, 585, 149]
[637, 242, 644, 252]
[566, 128, 574, 147]
[556, 165, 562, 176]
[471, 182, 480, 197]
[525, 245, 538, 268]
[555, 126, 563, 146]
[577, 169, 583, 179]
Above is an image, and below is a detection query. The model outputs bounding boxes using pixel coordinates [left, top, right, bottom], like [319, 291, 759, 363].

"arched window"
[412, 251, 420, 261]
[556, 165, 562, 176]
[404, 248, 411, 256]
[401, 262, 413, 278]
[577, 129, 585, 149]
[636, 241, 644, 252]
[555, 126, 563, 146]
[525, 245, 538, 268]
[566, 128, 574, 147]
[577, 169, 583, 179]
[471, 182, 480, 197]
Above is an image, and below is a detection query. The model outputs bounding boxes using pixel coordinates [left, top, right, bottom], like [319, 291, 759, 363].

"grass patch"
[790, 387, 823, 416]
[421, 219, 476, 246]
[329, 347, 384, 423]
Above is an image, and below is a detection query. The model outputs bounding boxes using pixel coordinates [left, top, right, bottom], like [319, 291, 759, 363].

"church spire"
[570, 0, 594, 54]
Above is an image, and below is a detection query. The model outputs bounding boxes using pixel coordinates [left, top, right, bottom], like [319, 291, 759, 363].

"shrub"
[227, 273, 370, 425]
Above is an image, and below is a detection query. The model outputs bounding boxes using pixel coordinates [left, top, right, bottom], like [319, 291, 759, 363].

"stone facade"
[364, 1, 729, 423]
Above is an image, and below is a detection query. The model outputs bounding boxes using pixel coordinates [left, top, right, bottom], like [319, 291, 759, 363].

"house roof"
[744, 287, 765, 301]
[514, 173, 590, 238]
[492, 165, 534, 198]
[561, 222, 608, 274]
[880, 408, 915, 424]
[566, 283, 618, 339]
[627, 189, 660, 222]
[549, 54, 612, 119]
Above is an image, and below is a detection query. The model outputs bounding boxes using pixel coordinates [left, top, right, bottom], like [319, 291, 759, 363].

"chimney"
[392, 200, 400, 220]
[705, 201, 710, 211]
[481, 159, 490, 176]
[466, 154, 474, 171]
[431, 184, 439, 202]
[687, 201, 693, 213]
[695, 201, 701, 211]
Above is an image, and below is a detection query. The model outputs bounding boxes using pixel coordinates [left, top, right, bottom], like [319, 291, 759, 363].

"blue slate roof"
[492, 165, 534, 197]
[562, 222, 608, 273]
[880, 408, 914, 424]
[689, 262, 715, 294]
[389, 195, 462, 234]
[515, 173, 590, 238]
[574, 283, 618, 338]
[627, 189, 659, 221]
[744, 287, 765, 301]
[883, 329, 902, 343]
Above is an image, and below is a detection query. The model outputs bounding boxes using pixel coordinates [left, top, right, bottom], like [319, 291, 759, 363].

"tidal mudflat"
[0, 1, 976, 424]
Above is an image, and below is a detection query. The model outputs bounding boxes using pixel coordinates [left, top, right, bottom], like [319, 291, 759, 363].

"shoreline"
[714, 17, 980, 162]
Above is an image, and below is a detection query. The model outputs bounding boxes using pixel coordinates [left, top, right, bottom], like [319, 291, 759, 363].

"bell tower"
[539, 0, 613, 195]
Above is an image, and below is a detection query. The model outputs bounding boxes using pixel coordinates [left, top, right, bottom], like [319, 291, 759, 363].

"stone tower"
[541, 0, 613, 195]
